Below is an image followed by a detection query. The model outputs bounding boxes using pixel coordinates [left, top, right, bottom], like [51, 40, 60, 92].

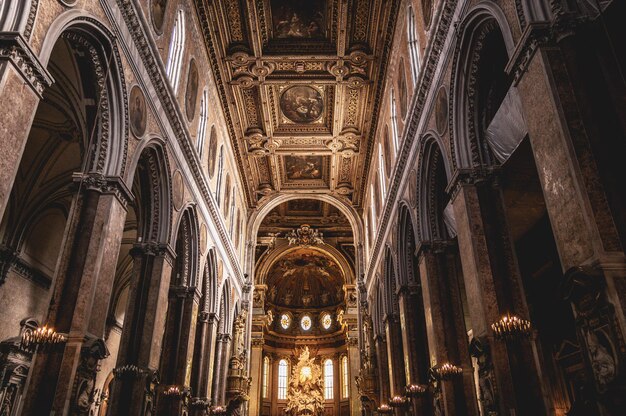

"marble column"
[514, 25, 626, 353]
[156, 285, 198, 415]
[383, 314, 406, 398]
[450, 171, 548, 415]
[0, 33, 53, 219]
[374, 335, 390, 405]
[346, 336, 361, 416]
[190, 312, 218, 414]
[106, 241, 176, 416]
[247, 338, 264, 416]
[397, 286, 433, 415]
[219, 334, 232, 405]
[417, 241, 479, 416]
[20, 177, 131, 415]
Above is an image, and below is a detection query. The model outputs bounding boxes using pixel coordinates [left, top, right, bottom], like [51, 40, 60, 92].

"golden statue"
[285, 347, 324, 415]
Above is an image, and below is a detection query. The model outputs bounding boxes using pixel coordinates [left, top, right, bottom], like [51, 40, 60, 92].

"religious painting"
[151, 0, 168, 32]
[435, 86, 448, 134]
[271, 0, 325, 39]
[383, 127, 392, 177]
[280, 86, 324, 123]
[285, 156, 323, 180]
[129, 85, 147, 138]
[398, 58, 408, 119]
[185, 59, 199, 122]
[422, 0, 433, 28]
[266, 248, 344, 308]
[287, 199, 322, 214]
[208, 127, 218, 178]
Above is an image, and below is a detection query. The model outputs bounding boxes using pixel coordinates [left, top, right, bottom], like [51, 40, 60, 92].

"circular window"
[322, 313, 332, 330]
[280, 314, 291, 329]
[301, 315, 312, 331]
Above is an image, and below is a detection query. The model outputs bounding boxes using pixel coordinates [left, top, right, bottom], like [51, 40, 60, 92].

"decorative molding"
[111, 0, 244, 285]
[73, 173, 134, 209]
[365, 0, 458, 283]
[0, 32, 53, 97]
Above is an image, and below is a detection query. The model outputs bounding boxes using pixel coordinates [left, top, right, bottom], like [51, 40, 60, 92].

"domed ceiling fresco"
[265, 248, 344, 309]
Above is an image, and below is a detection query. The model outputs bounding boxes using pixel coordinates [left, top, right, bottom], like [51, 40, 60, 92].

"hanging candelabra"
[20, 324, 66, 352]
[162, 385, 184, 398]
[377, 403, 394, 414]
[210, 405, 227, 415]
[491, 313, 532, 341]
[388, 395, 411, 408]
[405, 383, 428, 398]
[286, 224, 324, 247]
[431, 363, 463, 381]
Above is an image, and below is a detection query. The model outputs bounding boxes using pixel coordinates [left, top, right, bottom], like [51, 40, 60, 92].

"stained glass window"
[342, 356, 349, 398]
[262, 356, 270, 398]
[301, 315, 312, 331]
[322, 313, 332, 330]
[280, 314, 291, 329]
[278, 359, 288, 399]
[324, 359, 334, 400]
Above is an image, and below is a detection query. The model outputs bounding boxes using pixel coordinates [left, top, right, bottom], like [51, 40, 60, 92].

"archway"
[249, 198, 358, 416]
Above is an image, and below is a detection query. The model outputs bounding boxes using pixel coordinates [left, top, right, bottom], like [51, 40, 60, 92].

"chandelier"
[20, 324, 66, 352]
[286, 224, 324, 247]
[491, 313, 532, 341]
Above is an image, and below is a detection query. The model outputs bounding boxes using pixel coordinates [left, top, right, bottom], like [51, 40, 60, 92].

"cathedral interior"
[0, 0, 625, 415]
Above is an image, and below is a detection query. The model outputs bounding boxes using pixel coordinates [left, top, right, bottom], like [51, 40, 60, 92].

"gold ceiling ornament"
[287, 224, 324, 247]
[491, 313, 532, 341]
[285, 346, 324, 416]
[20, 324, 66, 352]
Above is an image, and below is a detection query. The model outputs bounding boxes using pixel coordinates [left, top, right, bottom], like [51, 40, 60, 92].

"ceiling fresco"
[195, 0, 400, 207]
[265, 248, 344, 309]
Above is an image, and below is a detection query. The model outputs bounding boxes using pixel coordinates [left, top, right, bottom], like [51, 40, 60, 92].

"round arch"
[449, 4, 517, 170]
[255, 243, 355, 286]
[40, 11, 130, 177]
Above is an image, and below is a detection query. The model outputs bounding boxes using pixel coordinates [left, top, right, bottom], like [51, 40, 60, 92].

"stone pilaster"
[449, 170, 548, 415]
[21, 177, 130, 415]
[106, 241, 176, 416]
[0, 33, 53, 219]
[417, 241, 479, 416]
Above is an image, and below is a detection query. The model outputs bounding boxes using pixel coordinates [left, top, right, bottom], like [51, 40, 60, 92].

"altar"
[285, 347, 325, 416]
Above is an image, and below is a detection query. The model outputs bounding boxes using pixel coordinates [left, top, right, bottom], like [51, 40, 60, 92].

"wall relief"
[271, 0, 326, 39]
[398, 58, 408, 119]
[207, 128, 218, 178]
[151, 0, 168, 33]
[185, 59, 199, 122]
[280, 86, 324, 123]
[129, 85, 147, 138]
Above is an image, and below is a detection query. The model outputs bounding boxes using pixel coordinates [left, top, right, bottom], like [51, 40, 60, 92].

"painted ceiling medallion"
[280, 86, 324, 123]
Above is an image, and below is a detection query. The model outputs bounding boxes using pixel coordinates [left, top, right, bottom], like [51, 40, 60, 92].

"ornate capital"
[446, 167, 500, 202]
[0, 33, 54, 97]
[73, 173, 134, 209]
[130, 242, 176, 265]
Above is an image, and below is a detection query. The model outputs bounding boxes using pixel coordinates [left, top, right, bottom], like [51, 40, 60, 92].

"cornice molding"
[0, 32, 54, 97]
[365, 0, 459, 286]
[111, 0, 244, 285]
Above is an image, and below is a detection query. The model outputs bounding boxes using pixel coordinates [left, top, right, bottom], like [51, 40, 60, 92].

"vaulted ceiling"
[195, 0, 400, 208]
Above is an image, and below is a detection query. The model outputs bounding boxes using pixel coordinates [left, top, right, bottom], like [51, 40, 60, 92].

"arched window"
[278, 359, 289, 400]
[407, 6, 420, 84]
[390, 88, 399, 150]
[165, 9, 185, 93]
[262, 356, 270, 398]
[215, 146, 224, 202]
[324, 359, 334, 400]
[378, 143, 387, 195]
[197, 89, 209, 157]
[341, 356, 349, 398]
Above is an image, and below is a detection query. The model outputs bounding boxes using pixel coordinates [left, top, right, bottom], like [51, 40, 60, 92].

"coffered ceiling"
[195, 0, 400, 208]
